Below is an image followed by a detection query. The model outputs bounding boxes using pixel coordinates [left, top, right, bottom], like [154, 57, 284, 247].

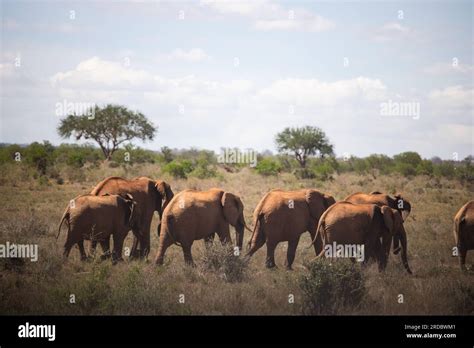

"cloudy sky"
[0, 0, 472, 159]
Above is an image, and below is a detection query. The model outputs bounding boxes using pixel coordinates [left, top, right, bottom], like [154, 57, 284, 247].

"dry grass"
[0, 163, 473, 315]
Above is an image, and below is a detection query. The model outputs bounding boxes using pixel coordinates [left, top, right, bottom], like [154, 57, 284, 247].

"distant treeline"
[0, 142, 472, 183]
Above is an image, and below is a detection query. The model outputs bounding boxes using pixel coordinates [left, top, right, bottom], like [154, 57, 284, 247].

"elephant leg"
[139, 222, 152, 259]
[77, 240, 87, 261]
[155, 234, 173, 265]
[459, 247, 467, 271]
[285, 237, 300, 270]
[63, 240, 74, 259]
[99, 239, 111, 260]
[182, 243, 195, 267]
[129, 231, 141, 260]
[217, 225, 231, 245]
[265, 240, 277, 268]
[112, 233, 125, 264]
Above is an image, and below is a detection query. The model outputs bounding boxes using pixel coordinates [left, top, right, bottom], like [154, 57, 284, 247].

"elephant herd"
[57, 176, 474, 272]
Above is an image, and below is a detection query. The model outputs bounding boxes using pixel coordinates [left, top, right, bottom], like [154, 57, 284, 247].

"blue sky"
[1, 0, 472, 159]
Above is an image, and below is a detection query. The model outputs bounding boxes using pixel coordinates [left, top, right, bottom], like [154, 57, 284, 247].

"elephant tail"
[310, 217, 325, 251]
[454, 214, 465, 248]
[247, 214, 264, 249]
[57, 207, 70, 240]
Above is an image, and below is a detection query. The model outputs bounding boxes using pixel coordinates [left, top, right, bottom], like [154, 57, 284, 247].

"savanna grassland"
[0, 162, 473, 315]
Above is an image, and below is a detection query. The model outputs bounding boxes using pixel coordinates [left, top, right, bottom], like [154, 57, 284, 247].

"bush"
[201, 243, 248, 283]
[433, 162, 456, 179]
[416, 159, 434, 176]
[294, 168, 316, 179]
[23, 141, 55, 174]
[255, 157, 282, 176]
[162, 160, 194, 179]
[394, 162, 417, 177]
[300, 259, 365, 315]
[310, 158, 337, 181]
[112, 144, 156, 165]
[0, 144, 23, 164]
[189, 152, 217, 179]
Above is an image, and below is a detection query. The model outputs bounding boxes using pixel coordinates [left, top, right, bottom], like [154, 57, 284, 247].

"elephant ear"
[306, 190, 326, 220]
[221, 192, 240, 226]
[324, 194, 336, 209]
[381, 205, 394, 234]
[155, 181, 174, 210]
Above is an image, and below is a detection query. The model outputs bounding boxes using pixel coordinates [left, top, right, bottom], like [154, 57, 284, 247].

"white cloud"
[166, 48, 211, 62]
[257, 77, 387, 107]
[50, 56, 155, 89]
[201, 0, 334, 32]
[372, 22, 412, 42]
[429, 85, 474, 109]
[51, 57, 388, 112]
[423, 62, 474, 75]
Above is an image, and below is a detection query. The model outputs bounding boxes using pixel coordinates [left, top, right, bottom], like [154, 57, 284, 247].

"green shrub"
[162, 160, 194, 179]
[0, 144, 23, 164]
[24, 141, 55, 174]
[395, 162, 417, 177]
[433, 162, 456, 179]
[188, 151, 217, 179]
[310, 158, 337, 181]
[393, 151, 422, 167]
[201, 243, 248, 283]
[190, 163, 217, 179]
[416, 159, 434, 176]
[300, 259, 365, 315]
[365, 154, 394, 174]
[294, 168, 316, 179]
[255, 157, 282, 176]
[112, 144, 156, 164]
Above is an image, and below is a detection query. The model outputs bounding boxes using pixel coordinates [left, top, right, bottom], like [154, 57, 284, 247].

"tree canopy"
[57, 104, 156, 160]
[275, 126, 334, 168]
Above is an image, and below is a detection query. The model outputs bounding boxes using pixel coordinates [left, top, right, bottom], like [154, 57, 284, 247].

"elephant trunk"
[399, 226, 412, 274]
[236, 213, 246, 250]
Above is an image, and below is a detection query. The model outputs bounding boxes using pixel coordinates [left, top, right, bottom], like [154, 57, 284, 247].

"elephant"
[344, 191, 412, 255]
[154, 188, 250, 266]
[90, 176, 174, 259]
[57, 193, 137, 263]
[453, 200, 474, 271]
[246, 189, 336, 270]
[313, 201, 412, 273]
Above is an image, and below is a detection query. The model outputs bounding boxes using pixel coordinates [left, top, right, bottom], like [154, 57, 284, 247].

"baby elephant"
[453, 200, 474, 271]
[313, 201, 412, 273]
[57, 193, 137, 262]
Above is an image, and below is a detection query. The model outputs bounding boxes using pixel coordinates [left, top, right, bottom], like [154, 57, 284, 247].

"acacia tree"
[275, 126, 334, 168]
[58, 104, 156, 160]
